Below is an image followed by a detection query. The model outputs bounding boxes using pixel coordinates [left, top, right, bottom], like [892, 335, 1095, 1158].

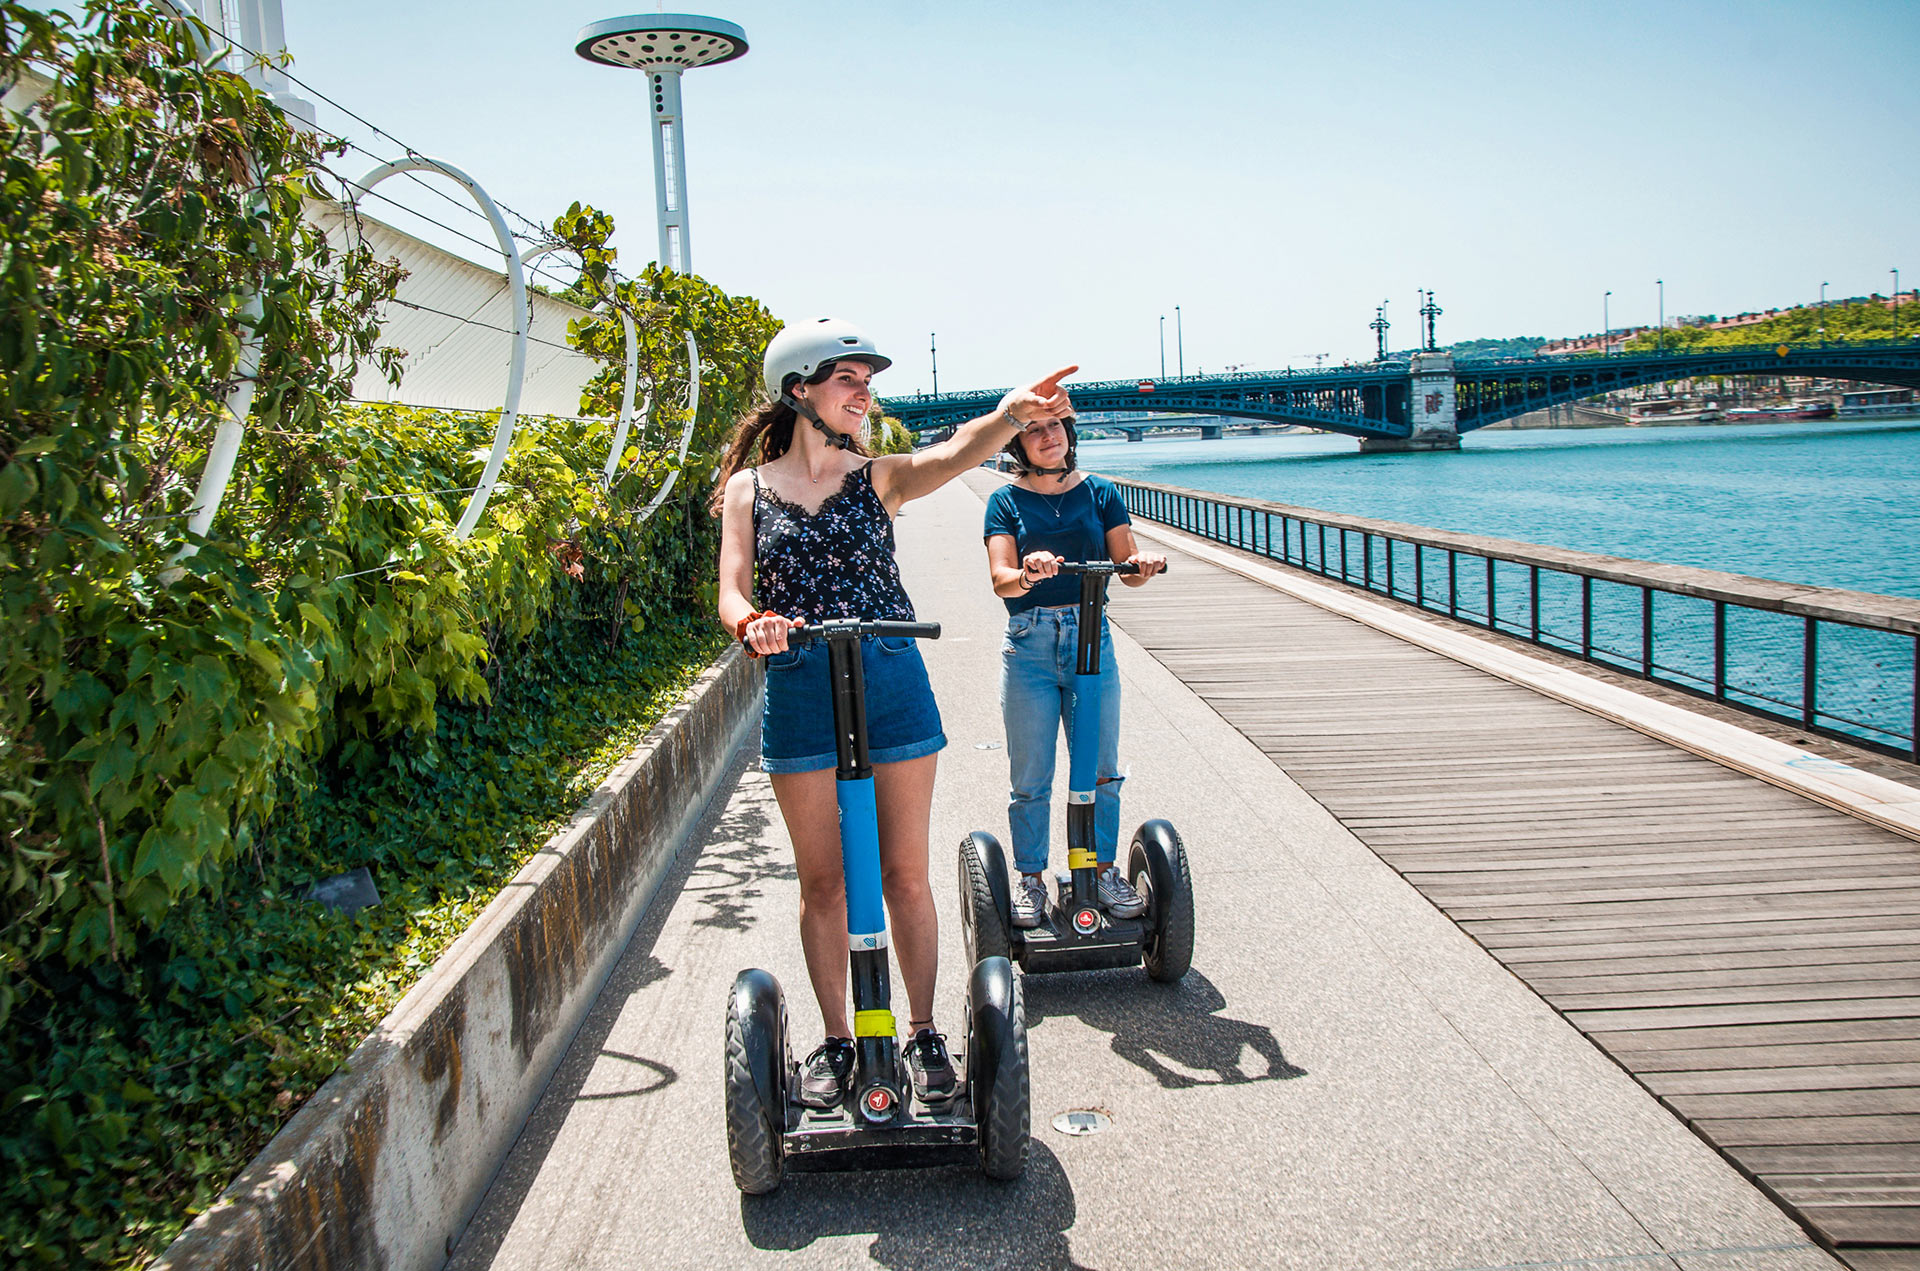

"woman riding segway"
[982, 415, 1166, 929]
[713, 318, 1073, 1147]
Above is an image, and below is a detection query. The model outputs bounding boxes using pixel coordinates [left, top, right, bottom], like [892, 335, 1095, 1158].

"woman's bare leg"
[769, 768, 851, 1038]
[874, 753, 940, 1026]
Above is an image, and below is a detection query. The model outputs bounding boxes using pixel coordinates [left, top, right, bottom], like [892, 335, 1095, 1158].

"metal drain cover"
[1051, 1108, 1112, 1136]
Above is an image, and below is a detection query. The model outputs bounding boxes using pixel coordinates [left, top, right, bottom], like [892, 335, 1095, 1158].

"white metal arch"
[347, 156, 526, 540]
[515, 241, 646, 488]
[506, 242, 703, 520]
[162, 0, 261, 564]
[634, 331, 701, 525]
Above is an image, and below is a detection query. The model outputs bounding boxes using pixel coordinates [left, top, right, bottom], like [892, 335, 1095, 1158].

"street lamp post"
[1820, 281, 1828, 342]
[1656, 279, 1665, 353]
[1419, 288, 1441, 352]
[1603, 290, 1611, 354]
[1176, 305, 1184, 380]
[574, 15, 749, 275]
[1159, 314, 1165, 379]
[930, 332, 938, 399]
[1370, 301, 1390, 362]
[1895, 268, 1903, 340]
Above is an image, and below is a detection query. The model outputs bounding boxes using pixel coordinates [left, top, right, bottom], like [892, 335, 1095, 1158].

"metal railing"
[1115, 479, 1920, 763]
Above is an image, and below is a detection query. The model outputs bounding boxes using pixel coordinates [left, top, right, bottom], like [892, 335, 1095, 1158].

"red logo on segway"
[1074, 908, 1098, 932]
[865, 1087, 894, 1115]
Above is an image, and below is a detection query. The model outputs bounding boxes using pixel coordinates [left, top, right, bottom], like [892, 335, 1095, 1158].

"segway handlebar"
[1050, 560, 1168, 577]
[784, 618, 943, 644]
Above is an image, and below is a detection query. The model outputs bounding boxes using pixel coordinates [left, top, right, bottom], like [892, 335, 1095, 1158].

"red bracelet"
[735, 610, 773, 658]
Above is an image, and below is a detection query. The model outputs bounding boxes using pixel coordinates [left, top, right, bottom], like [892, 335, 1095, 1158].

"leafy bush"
[868, 415, 917, 455]
[0, 3, 783, 1264]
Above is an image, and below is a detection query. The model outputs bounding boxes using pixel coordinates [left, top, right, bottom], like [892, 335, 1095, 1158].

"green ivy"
[0, 4, 784, 1264]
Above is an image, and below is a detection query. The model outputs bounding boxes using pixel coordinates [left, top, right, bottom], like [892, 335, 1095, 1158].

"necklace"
[1032, 479, 1073, 519]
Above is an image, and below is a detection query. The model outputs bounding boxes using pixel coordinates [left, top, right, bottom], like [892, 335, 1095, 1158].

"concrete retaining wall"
[153, 645, 760, 1271]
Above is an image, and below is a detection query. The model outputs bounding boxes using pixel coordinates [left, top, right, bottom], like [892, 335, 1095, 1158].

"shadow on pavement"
[1023, 968, 1306, 1089]
[741, 1141, 1092, 1269]
[446, 753, 756, 1270]
[685, 787, 785, 935]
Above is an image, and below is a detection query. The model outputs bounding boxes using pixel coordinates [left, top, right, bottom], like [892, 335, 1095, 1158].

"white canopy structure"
[310, 203, 604, 419]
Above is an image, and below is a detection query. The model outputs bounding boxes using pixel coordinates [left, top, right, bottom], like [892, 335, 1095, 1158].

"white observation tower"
[575, 14, 748, 276]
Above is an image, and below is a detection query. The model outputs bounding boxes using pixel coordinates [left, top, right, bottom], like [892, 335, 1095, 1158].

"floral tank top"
[752, 463, 916, 626]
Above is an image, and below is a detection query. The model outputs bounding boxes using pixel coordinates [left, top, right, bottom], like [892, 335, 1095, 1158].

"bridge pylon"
[1361, 351, 1461, 452]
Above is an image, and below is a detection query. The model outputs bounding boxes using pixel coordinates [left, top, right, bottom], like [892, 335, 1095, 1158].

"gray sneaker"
[1097, 866, 1146, 918]
[1011, 874, 1047, 929]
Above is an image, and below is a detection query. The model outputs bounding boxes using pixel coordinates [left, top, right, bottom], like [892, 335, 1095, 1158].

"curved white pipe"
[636, 331, 700, 524]
[603, 310, 644, 487]
[516, 241, 642, 490]
[165, 0, 259, 564]
[349, 156, 525, 540]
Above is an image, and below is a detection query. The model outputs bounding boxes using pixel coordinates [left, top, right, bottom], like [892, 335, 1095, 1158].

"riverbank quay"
[1088, 474, 1920, 1268]
[439, 475, 1834, 1271]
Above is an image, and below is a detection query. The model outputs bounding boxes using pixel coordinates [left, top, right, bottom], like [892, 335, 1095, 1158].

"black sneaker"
[797, 1037, 855, 1109]
[905, 1028, 958, 1105]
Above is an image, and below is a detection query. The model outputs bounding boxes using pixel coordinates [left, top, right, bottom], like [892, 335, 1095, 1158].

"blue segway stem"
[1067, 672, 1099, 804]
[838, 775, 887, 951]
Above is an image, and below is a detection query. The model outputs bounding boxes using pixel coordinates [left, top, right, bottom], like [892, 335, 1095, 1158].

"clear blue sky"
[275, 0, 1920, 395]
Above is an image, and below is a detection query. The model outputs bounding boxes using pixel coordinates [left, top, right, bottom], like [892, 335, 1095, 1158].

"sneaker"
[1011, 874, 1048, 929]
[1097, 866, 1146, 918]
[797, 1037, 855, 1109]
[904, 1028, 958, 1105]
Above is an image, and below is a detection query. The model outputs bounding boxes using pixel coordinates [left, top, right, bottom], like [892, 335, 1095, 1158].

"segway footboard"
[781, 1098, 979, 1174]
[1016, 917, 1149, 974]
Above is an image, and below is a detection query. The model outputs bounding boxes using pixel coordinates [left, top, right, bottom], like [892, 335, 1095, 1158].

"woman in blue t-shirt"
[982, 417, 1165, 930]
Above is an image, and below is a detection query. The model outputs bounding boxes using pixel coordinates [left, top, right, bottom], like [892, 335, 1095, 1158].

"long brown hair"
[708, 363, 874, 515]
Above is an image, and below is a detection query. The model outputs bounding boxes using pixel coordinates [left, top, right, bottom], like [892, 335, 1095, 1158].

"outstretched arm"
[872, 366, 1077, 513]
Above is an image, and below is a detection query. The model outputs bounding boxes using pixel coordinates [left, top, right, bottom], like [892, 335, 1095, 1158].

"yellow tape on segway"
[1068, 848, 1100, 871]
[854, 1009, 896, 1039]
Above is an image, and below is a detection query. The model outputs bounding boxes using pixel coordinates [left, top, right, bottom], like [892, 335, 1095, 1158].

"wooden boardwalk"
[1107, 536, 1920, 1271]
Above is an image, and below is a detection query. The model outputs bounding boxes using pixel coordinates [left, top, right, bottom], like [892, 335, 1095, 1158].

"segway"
[726, 618, 1030, 1194]
[960, 562, 1195, 981]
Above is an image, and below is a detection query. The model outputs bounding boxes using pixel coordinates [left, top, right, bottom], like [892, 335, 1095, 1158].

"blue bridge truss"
[879, 341, 1920, 443]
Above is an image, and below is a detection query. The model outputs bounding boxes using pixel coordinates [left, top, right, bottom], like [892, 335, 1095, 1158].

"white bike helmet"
[761, 317, 891, 404]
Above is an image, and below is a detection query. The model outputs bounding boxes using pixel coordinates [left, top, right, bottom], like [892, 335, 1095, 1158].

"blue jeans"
[999, 606, 1123, 876]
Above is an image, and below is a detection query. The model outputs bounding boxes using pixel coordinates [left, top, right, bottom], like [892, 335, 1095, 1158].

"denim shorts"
[761, 635, 947, 773]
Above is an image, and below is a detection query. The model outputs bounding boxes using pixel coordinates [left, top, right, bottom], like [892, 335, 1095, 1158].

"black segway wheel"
[958, 831, 1013, 965]
[965, 955, 1030, 1180]
[1129, 819, 1195, 983]
[724, 968, 787, 1194]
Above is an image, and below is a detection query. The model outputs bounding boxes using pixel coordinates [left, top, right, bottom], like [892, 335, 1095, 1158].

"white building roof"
[309, 202, 606, 418]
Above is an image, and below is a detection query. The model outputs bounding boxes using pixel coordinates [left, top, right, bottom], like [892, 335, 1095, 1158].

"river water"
[1078, 416, 1920, 600]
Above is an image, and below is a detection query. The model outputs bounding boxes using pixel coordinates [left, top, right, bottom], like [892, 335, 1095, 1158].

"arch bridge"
[879, 341, 1920, 449]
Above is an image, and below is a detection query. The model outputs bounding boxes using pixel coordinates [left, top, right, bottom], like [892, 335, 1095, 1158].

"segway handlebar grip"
[870, 620, 942, 642]
[784, 618, 942, 645]
[1052, 561, 1165, 577]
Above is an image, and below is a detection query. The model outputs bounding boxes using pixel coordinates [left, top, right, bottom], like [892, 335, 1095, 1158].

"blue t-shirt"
[982, 474, 1132, 614]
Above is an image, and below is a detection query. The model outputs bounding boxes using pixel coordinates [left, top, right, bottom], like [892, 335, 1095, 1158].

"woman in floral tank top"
[713, 317, 1075, 1113]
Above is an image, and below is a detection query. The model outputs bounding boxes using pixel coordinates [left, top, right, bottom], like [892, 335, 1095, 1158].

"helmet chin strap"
[788, 392, 854, 451]
[1018, 436, 1073, 478]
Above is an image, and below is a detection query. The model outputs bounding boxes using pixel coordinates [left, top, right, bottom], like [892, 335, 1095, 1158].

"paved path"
[448, 476, 1837, 1271]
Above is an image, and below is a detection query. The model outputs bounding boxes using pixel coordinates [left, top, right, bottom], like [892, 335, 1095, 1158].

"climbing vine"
[0, 4, 779, 1264]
